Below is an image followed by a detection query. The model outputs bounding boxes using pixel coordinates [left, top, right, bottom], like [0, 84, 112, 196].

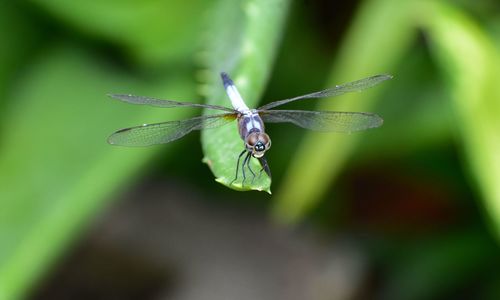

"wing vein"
[259, 110, 383, 132]
[258, 74, 392, 110]
[109, 94, 237, 113]
[108, 113, 236, 146]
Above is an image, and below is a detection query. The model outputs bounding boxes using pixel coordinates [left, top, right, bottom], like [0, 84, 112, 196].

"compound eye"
[265, 139, 271, 150]
[252, 141, 268, 158]
[254, 141, 266, 152]
[246, 132, 259, 148]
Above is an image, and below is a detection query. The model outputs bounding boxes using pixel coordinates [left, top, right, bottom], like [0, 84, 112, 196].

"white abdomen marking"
[225, 84, 250, 113]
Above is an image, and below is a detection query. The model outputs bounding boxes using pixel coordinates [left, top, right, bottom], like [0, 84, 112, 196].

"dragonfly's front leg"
[246, 156, 256, 184]
[241, 151, 251, 186]
[231, 149, 247, 185]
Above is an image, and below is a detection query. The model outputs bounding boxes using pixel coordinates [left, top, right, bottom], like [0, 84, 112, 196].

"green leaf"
[0, 45, 197, 300]
[0, 2, 41, 107]
[199, 0, 291, 193]
[272, 0, 418, 223]
[382, 231, 497, 300]
[356, 49, 453, 159]
[28, 0, 213, 67]
[418, 1, 500, 240]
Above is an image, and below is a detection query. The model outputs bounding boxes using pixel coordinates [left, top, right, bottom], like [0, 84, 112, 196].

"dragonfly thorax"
[245, 131, 271, 158]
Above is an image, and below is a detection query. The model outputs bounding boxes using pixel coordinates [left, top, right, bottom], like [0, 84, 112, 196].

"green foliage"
[417, 0, 500, 239]
[0, 1, 205, 297]
[381, 230, 498, 300]
[1, 0, 500, 299]
[0, 46, 197, 300]
[272, 0, 500, 233]
[0, 0, 292, 297]
[273, 0, 417, 223]
[29, 0, 212, 67]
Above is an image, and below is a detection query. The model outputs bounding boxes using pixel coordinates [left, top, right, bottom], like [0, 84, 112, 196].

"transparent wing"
[258, 74, 392, 110]
[259, 110, 383, 132]
[108, 113, 237, 146]
[109, 94, 237, 113]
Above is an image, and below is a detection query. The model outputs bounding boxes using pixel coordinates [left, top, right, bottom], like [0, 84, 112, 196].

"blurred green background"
[1, 0, 500, 299]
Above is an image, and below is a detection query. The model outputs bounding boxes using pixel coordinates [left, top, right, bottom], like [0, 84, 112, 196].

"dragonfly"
[108, 72, 392, 185]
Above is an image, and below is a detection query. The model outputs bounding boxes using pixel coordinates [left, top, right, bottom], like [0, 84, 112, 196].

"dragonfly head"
[245, 132, 271, 158]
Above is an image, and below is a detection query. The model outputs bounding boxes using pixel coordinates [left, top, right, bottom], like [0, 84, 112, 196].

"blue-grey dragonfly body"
[221, 73, 272, 182]
[108, 72, 392, 184]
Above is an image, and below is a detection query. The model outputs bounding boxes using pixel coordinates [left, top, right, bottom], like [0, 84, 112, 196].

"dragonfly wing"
[258, 74, 392, 110]
[109, 94, 236, 113]
[108, 113, 236, 146]
[259, 110, 383, 133]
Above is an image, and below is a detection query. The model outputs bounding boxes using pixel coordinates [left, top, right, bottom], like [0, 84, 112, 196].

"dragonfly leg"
[247, 156, 256, 184]
[258, 156, 272, 179]
[241, 152, 251, 186]
[231, 149, 247, 185]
